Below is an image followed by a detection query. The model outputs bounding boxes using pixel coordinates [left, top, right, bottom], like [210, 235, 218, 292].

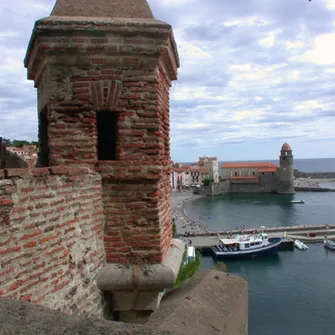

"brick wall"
[0, 167, 105, 317]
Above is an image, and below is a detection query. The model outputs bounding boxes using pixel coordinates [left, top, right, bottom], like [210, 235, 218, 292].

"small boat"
[184, 246, 196, 263]
[294, 239, 309, 250]
[323, 239, 335, 251]
[291, 200, 305, 204]
[212, 232, 282, 259]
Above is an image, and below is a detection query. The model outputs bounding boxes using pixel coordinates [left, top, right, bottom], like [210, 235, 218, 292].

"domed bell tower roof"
[281, 142, 292, 151]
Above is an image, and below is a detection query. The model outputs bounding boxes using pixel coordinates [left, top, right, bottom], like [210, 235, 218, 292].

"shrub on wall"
[172, 218, 177, 238]
[174, 249, 201, 288]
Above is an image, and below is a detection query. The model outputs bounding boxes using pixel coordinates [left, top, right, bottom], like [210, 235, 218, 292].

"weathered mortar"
[0, 167, 106, 317]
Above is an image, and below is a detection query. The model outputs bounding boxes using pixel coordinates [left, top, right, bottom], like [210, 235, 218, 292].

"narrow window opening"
[96, 111, 117, 160]
[37, 108, 49, 167]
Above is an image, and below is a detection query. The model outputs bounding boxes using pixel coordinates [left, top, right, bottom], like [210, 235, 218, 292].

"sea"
[183, 158, 335, 335]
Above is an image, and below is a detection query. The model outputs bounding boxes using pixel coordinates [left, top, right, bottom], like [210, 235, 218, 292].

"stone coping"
[0, 166, 94, 179]
[0, 298, 179, 335]
[148, 270, 248, 335]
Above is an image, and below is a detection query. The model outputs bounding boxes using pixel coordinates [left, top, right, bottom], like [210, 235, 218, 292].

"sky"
[0, 0, 335, 162]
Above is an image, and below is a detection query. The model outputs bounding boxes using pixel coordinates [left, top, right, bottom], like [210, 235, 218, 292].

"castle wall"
[0, 167, 105, 318]
[230, 183, 260, 193]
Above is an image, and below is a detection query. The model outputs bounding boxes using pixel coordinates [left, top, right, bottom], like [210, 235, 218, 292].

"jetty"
[182, 224, 335, 252]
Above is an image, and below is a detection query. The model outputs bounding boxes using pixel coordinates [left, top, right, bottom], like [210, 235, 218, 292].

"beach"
[171, 190, 215, 237]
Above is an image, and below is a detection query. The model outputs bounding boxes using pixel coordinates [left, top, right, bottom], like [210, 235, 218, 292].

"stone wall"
[0, 167, 106, 318]
[230, 183, 260, 194]
[210, 181, 230, 196]
[0, 270, 248, 335]
[259, 173, 277, 193]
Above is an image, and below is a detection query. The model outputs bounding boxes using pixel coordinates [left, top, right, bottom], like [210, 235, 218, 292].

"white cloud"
[296, 33, 335, 65]
[259, 32, 275, 48]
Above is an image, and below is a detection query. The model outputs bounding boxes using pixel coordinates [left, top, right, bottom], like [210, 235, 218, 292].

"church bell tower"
[278, 142, 295, 194]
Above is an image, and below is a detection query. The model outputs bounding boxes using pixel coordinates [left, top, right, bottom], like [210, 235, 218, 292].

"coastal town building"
[198, 156, 219, 183]
[171, 156, 219, 189]
[171, 163, 210, 189]
[5, 145, 38, 167]
[219, 142, 295, 194]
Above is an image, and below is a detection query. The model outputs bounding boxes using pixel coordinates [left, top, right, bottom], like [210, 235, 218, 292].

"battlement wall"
[0, 167, 105, 318]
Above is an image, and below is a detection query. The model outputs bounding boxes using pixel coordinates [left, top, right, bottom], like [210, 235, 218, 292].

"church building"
[221, 142, 295, 194]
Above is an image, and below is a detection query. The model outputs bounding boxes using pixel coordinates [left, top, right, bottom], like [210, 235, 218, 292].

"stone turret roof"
[51, 0, 155, 19]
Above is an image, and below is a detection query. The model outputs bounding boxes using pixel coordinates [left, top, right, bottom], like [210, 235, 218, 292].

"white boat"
[212, 232, 282, 259]
[294, 239, 309, 250]
[291, 200, 305, 204]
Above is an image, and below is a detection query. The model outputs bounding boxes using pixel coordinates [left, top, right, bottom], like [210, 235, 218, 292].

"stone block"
[148, 270, 248, 335]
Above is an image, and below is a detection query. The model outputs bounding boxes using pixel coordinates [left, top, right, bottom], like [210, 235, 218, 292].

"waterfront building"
[172, 163, 210, 189]
[219, 142, 295, 194]
[198, 156, 219, 183]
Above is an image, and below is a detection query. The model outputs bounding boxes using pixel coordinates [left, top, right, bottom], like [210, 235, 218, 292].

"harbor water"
[184, 191, 335, 335]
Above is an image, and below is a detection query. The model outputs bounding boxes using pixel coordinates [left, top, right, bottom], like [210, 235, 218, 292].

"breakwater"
[294, 171, 335, 179]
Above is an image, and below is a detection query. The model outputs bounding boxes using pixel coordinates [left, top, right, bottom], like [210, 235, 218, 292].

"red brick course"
[0, 168, 105, 315]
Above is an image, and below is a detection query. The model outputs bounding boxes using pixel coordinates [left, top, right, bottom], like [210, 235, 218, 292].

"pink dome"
[281, 142, 291, 151]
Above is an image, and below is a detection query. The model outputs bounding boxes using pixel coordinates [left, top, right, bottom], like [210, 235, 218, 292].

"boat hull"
[324, 241, 335, 251]
[212, 238, 282, 259]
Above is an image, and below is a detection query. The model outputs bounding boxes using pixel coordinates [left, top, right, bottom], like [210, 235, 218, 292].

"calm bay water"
[184, 192, 335, 230]
[184, 192, 335, 335]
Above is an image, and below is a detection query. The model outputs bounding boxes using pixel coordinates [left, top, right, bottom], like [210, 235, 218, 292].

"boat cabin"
[219, 233, 270, 251]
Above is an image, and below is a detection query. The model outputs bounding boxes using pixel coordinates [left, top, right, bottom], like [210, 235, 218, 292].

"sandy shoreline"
[171, 190, 215, 236]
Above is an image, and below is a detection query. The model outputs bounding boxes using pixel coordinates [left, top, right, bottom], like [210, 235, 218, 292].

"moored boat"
[323, 239, 335, 251]
[294, 239, 309, 250]
[291, 200, 305, 204]
[212, 232, 282, 259]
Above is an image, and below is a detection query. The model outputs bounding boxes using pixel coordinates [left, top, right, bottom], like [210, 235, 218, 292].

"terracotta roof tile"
[258, 167, 279, 173]
[221, 162, 279, 169]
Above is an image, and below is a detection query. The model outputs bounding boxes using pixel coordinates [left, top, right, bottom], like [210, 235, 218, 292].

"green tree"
[203, 177, 214, 186]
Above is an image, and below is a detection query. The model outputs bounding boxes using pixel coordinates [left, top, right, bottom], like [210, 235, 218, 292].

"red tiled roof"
[174, 167, 188, 173]
[258, 167, 279, 173]
[196, 168, 210, 173]
[221, 162, 279, 169]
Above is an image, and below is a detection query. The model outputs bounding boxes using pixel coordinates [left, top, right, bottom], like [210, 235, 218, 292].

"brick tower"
[25, 0, 183, 323]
